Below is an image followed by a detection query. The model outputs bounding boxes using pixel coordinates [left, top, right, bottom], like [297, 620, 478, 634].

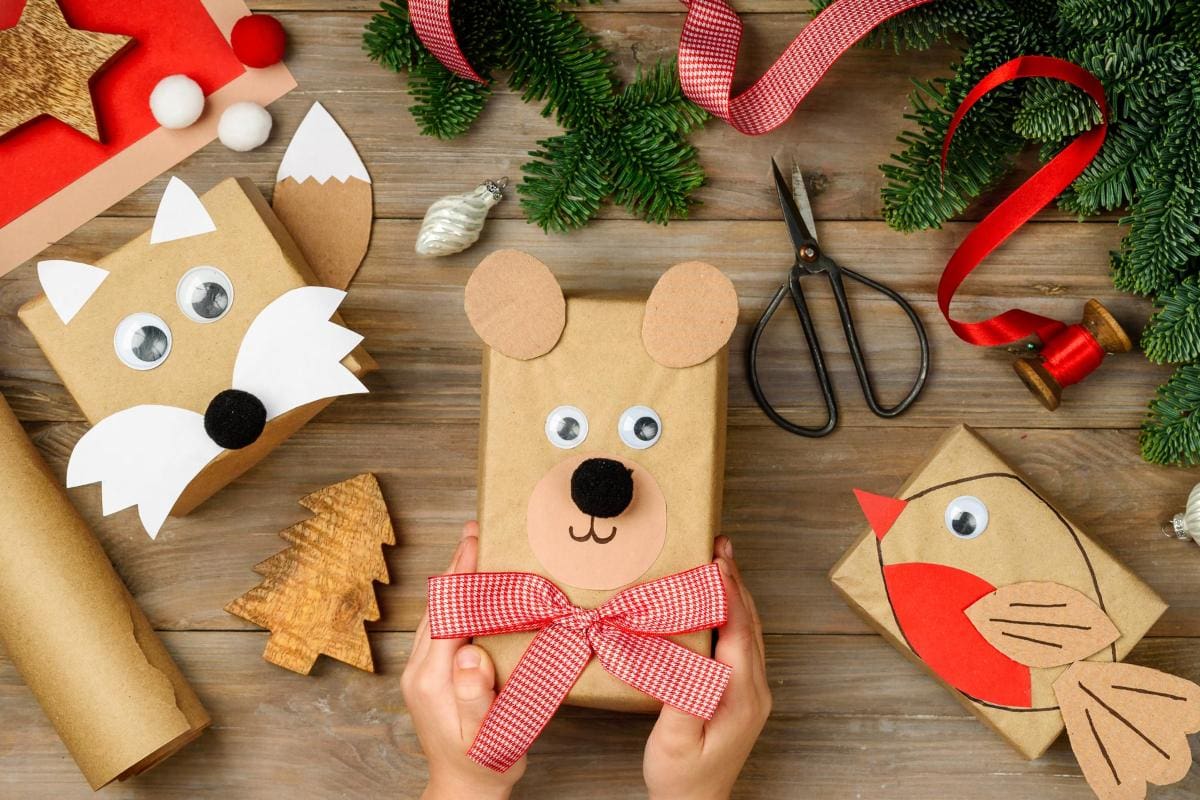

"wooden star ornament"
[0, 0, 131, 141]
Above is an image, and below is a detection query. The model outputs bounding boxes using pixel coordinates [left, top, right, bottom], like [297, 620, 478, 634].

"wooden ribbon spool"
[1012, 299, 1132, 411]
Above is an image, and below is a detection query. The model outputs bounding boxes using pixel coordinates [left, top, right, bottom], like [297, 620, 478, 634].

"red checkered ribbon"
[407, 0, 933, 135]
[428, 563, 731, 772]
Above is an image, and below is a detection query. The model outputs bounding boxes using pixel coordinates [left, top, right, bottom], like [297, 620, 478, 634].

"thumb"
[651, 702, 706, 750]
[452, 644, 497, 742]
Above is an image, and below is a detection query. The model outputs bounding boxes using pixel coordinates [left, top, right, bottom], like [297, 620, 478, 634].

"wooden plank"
[2, 632, 1197, 798]
[0, 219, 1162, 428]
[18, 422, 1200, 637]
[54, 11, 1096, 226]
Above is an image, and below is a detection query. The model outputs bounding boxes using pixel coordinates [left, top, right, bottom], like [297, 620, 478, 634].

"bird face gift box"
[832, 426, 1200, 800]
[19, 176, 375, 538]
[460, 249, 737, 713]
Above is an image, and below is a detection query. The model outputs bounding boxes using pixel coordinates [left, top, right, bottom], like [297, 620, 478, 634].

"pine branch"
[498, 0, 616, 126]
[880, 28, 1032, 232]
[520, 129, 613, 232]
[363, 2, 426, 72]
[810, 0, 1011, 51]
[1143, 276, 1200, 363]
[1060, 0, 1173, 36]
[407, 58, 492, 139]
[1141, 363, 1200, 465]
[365, 0, 707, 231]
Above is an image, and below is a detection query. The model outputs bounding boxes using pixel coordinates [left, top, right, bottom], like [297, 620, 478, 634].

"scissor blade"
[771, 158, 817, 250]
[792, 167, 818, 244]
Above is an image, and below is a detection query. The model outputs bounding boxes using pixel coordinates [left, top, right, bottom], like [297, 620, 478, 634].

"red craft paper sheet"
[0, 0, 244, 226]
[0, 0, 295, 275]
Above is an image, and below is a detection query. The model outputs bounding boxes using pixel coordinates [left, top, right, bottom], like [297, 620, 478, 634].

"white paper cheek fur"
[65, 284, 367, 538]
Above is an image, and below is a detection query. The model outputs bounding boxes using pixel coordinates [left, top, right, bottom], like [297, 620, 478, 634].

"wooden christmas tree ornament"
[0, 0, 132, 141]
[225, 473, 396, 675]
[1012, 299, 1132, 411]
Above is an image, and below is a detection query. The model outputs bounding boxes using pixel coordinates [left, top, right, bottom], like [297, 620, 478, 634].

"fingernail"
[456, 647, 481, 669]
[717, 557, 732, 578]
[720, 537, 734, 559]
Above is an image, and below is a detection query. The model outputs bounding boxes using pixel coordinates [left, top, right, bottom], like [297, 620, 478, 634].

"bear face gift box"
[464, 249, 738, 712]
[19, 176, 375, 538]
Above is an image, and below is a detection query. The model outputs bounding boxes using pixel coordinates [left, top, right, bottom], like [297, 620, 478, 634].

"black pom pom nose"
[570, 458, 634, 519]
[204, 389, 267, 450]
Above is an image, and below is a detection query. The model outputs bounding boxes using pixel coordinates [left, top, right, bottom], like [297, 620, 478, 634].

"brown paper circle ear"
[465, 249, 566, 360]
[642, 261, 738, 368]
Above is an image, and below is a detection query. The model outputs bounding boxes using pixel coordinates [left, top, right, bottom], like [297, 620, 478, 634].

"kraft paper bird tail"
[272, 102, 372, 290]
[1054, 661, 1200, 800]
[965, 581, 1200, 800]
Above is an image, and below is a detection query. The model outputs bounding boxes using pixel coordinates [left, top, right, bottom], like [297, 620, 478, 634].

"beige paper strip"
[0, 0, 296, 277]
[0, 394, 210, 790]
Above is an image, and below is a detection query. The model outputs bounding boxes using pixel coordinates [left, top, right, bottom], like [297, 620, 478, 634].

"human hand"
[643, 535, 771, 800]
[402, 521, 526, 800]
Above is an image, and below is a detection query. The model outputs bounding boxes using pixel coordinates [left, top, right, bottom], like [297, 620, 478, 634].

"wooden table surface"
[3, 3, 1200, 798]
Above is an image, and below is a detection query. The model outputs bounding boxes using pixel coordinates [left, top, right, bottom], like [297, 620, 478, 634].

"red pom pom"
[230, 14, 287, 69]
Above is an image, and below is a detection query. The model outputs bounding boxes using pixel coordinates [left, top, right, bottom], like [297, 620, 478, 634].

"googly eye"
[546, 405, 588, 449]
[618, 405, 662, 449]
[176, 266, 233, 323]
[114, 312, 172, 370]
[945, 495, 988, 540]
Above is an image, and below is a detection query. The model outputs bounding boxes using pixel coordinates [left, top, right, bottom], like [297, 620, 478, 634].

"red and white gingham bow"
[428, 563, 732, 772]
[408, 0, 933, 135]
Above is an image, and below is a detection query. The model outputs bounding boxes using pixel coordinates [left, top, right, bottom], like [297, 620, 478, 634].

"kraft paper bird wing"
[1053, 661, 1200, 800]
[964, 581, 1121, 668]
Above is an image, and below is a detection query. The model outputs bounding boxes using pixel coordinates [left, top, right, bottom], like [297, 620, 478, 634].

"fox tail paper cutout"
[273, 102, 372, 290]
[849, 472, 1200, 800]
[225, 474, 395, 675]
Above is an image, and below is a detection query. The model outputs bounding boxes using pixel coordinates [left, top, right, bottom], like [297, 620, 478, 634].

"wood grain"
[0, 0, 130, 140]
[225, 474, 395, 674]
[1, 4, 1197, 798]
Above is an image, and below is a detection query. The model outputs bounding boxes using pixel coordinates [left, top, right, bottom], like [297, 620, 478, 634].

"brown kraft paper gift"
[0, 393, 210, 790]
[465, 250, 737, 711]
[830, 425, 1167, 759]
[19, 177, 375, 521]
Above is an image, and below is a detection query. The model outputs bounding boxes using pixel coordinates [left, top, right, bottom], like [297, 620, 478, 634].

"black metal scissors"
[747, 159, 930, 437]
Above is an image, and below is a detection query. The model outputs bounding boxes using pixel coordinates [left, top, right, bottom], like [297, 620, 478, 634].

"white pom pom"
[218, 101, 273, 152]
[149, 75, 205, 130]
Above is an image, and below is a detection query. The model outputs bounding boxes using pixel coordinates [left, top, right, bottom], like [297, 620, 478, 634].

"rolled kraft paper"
[0, 396, 210, 790]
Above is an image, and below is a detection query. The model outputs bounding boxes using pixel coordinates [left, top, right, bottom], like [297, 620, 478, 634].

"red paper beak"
[853, 489, 908, 540]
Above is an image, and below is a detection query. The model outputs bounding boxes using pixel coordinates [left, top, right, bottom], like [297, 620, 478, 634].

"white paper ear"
[277, 101, 371, 185]
[150, 176, 216, 244]
[37, 259, 109, 324]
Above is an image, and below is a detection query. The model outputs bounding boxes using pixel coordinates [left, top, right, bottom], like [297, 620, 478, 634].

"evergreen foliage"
[363, 0, 707, 232]
[824, 0, 1200, 464]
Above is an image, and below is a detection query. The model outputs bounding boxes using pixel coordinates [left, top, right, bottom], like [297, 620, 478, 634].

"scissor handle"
[831, 266, 930, 418]
[747, 275, 839, 437]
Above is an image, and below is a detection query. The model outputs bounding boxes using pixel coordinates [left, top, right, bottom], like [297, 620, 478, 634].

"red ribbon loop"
[428, 563, 732, 772]
[405, 0, 934, 134]
[938, 56, 1109, 356]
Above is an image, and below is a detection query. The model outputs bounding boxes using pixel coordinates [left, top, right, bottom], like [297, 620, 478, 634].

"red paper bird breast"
[883, 562, 1032, 708]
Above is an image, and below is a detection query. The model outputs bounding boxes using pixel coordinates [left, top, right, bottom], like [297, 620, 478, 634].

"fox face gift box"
[19, 176, 375, 538]
[832, 426, 1200, 800]
[426, 250, 738, 769]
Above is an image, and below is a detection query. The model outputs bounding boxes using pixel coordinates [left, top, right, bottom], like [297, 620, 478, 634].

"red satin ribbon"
[428, 563, 731, 772]
[406, 0, 934, 135]
[939, 56, 1109, 388]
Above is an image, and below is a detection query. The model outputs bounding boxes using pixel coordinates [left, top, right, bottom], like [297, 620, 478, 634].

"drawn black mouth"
[568, 517, 617, 544]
